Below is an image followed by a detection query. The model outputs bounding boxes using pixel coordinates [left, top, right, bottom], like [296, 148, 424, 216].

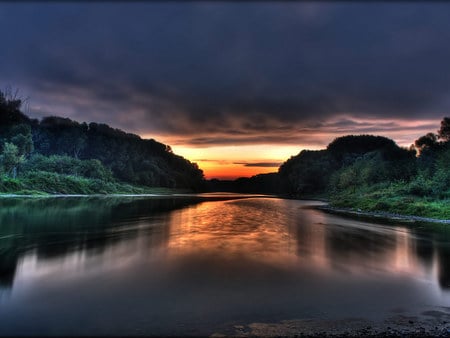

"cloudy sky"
[1, 2, 449, 179]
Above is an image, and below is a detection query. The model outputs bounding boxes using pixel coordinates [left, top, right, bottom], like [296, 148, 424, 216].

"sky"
[1, 2, 450, 179]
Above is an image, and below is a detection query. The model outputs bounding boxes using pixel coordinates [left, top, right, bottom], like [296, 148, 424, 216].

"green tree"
[6, 124, 34, 158]
[1, 142, 24, 178]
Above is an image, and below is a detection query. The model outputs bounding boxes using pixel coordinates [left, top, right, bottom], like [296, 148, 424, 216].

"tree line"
[278, 118, 450, 199]
[0, 91, 205, 193]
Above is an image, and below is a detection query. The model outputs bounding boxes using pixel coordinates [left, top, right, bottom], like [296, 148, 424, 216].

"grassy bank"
[330, 182, 450, 220]
[0, 172, 187, 196]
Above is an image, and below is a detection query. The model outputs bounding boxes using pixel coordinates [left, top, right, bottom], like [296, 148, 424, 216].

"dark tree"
[438, 117, 450, 142]
[0, 91, 30, 127]
[414, 132, 438, 152]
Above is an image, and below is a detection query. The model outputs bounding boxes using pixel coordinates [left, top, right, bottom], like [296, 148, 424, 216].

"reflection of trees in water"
[410, 227, 450, 290]
[323, 225, 398, 275]
[258, 206, 450, 292]
[413, 238, 434, 267]
[0, 197, 202, 289]
[325, 226, 396, 260]
[322, 221, 450, 290]
[1, 198, 449, 291]
[0, 249, 18, 287]
[437, 244, 450, 289]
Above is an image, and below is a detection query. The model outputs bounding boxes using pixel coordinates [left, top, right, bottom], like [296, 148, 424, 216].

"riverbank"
[0, 174, 191, 196]
[0, 192, 181, 198]
[327, 182, 450, 220]
[316, 204, 450, 224]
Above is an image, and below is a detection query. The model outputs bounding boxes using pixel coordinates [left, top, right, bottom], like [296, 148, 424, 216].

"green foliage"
[329, 148, 416, 192]
[34, 116, 204, 189]
[11, 133, 33, 157]
[22, 154, 114, 181]
[330, 182, 450, 219]
[0, 175, 24, 191]
[0, 170, 180, 195]
[0, 142, 24, 178]
[279, 135, 416, 198]
[279, 150, 335, 195]
[404, 174, 434, 197]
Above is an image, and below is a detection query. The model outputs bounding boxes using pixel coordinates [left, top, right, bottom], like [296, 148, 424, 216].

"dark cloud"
[0, 3, 449, 146]
[234, 162, 282, 168]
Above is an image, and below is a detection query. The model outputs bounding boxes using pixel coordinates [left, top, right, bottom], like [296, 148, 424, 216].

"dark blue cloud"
[1, 3, 449, 144]
[235, 162, 282, 168]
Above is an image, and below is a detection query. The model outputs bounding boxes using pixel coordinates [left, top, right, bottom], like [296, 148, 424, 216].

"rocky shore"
[211, 310, 450, 337]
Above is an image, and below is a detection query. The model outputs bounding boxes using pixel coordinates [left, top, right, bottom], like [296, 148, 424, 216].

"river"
[0, 195, 448, 335]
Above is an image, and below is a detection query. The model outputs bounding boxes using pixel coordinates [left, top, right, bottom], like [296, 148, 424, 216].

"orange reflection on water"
[393, 229, 419, 273]
[166, 199, 300, 266]
[165, 198, 432, 279]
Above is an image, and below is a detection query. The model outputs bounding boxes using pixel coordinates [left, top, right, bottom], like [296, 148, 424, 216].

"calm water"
[0, 195, 449, 335]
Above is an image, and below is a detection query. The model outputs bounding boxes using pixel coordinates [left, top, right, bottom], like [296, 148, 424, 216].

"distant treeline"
[0, 91, 204, 194]
[206, 173, 281, 194]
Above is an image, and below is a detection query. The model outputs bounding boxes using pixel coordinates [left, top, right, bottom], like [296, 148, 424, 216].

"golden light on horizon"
[169, 144, 310, 179]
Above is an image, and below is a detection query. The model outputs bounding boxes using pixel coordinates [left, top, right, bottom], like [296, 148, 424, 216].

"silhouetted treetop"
[438, 117, 450, 142]
[327, 135, 397, 159]
[0, 92, 30, 126]
[415, 132, 438, 151]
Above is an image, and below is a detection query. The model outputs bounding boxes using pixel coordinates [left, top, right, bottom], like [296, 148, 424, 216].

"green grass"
[0, 171, 189, 196]
[330, 182, 450, 220]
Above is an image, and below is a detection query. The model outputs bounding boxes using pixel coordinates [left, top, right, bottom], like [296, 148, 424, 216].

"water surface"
[0, 196, 448, 335]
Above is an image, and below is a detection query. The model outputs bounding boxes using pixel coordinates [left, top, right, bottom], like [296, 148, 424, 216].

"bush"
[405, 176, 434, 197]
[22, 154, 114, 181]
[0, 175, 24, 191]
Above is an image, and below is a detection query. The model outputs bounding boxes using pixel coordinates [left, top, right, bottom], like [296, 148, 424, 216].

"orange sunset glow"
[148, 117, 441, 179]
[169, 144, 304, 179]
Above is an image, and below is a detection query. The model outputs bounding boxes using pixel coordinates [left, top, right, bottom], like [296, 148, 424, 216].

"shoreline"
[0, 192, 271, 199]
[316, 204, 450, 224]
[0, 193, 176, 198]
[218, 312, 450, 337]
[1, 191, 449, 224]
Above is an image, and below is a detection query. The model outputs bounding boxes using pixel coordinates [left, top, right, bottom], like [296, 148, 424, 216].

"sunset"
[1, 2, 450, 337]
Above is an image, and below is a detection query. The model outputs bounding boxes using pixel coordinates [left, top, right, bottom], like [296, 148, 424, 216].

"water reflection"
[166, 198, 448, 284]
[0, 196, 449, 335]
[0, 197, 203, 289]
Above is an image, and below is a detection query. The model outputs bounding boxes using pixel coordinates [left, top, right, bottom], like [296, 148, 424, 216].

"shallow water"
[0, 196, 448, 335]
